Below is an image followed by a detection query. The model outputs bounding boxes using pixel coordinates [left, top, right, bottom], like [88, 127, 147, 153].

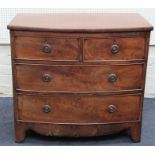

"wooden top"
[7, 13, 153, 32]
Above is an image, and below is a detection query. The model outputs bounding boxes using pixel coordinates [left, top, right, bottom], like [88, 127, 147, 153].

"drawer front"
[16, 64, 143, 92]
[84, 36, 145, 61]
[14, 36, 79, 60]
[17, 94, 141, 123]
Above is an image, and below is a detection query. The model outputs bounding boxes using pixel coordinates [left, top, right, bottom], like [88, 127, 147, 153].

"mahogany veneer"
[8, 13, 153, 143]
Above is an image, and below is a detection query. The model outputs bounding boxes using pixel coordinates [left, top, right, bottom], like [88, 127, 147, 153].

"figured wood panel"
[17, 94, 141, 123]
[84, 36, 145, 61]
[14, 36, 80, 61]
[15, 64, 143, 92]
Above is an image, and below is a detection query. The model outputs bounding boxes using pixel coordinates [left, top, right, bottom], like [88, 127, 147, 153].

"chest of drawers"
[8, 13, 153, 143]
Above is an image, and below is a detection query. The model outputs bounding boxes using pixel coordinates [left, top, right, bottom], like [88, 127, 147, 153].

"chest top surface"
[7, 13, 153, 32]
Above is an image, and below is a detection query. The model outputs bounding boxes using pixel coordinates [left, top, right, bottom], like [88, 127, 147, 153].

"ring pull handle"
[42, 105, 51, 113]
[111, 44, 120, 54]
[42, 74, 52, 82]
[107, 105, 117, 113]
[42, 44, 52, 53]
[108, 73, 117, 82]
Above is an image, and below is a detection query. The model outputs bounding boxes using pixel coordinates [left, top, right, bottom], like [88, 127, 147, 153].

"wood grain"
[84, 36, 146, 60]
[7, 13, 153, 32]
[14, 121, 141, 142]
[14, 36, 80, 61]
[15, 64, 143, 92]
[17, 94, 141, 123]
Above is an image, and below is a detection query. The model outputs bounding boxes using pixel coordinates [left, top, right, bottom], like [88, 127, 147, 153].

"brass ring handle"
[42, 44, 52, 53]
[111, 44, 120, 54]
[108, 73, 117, 82]
[42, 74, 52, 82]
[42, 105, 51, 113]
[107, 105, 117, 113]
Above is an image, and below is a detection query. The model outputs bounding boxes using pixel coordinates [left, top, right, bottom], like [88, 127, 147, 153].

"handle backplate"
[108, 73, 117, 82]
[42, 44, 52, 53]
[42, 105, 51, 113]
[42, 74, 52, 82]
[107, 105, 117, 113]
[111, 44, 120, 54]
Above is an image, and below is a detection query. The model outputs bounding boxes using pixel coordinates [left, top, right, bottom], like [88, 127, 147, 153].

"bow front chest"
[8, 13, 153, 142]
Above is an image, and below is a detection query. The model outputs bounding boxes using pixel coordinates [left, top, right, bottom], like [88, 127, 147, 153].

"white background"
[0, 0, 155, 153]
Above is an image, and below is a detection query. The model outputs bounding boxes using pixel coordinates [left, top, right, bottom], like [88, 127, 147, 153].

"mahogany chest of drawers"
[8, 13, 153, 143]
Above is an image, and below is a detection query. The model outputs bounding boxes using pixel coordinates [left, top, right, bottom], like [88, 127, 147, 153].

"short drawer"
[17, 94, 141, 123]
[15, 64, 143, 92]
[14, 36, 80, 61]
[84, 36, 145, 61]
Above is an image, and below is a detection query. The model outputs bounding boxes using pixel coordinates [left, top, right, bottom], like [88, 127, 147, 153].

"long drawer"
[17, 94, 141, 123]
[15, 64, 144, 92]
